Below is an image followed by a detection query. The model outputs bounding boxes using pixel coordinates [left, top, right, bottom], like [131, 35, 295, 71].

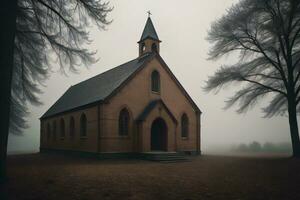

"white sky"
[8, 0, 292, 153]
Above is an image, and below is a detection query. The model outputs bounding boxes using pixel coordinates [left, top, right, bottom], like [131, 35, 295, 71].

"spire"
[138, 15, 161, 56]
[139, 16, 160, 43]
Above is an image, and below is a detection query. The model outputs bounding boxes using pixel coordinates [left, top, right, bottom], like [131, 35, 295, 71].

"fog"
[8, 0, 292, 154]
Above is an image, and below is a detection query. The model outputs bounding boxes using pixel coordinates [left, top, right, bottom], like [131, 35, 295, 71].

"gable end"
[153, 54, 202, 114]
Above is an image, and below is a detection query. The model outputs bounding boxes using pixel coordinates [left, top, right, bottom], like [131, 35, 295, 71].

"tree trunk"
[0, 0, 18, 183]
[287, 96, 300, 157]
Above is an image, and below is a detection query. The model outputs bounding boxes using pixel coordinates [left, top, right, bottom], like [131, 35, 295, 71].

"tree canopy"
[205, 0, 300, 156]
[11, 0, 112, 135]
[206, 0, 300, 116]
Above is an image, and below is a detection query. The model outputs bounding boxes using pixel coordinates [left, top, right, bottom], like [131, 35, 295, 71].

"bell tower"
[138, 13, 161, 56]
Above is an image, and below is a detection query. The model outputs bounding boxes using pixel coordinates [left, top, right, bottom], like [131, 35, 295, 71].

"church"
[40, 16, 202, 157]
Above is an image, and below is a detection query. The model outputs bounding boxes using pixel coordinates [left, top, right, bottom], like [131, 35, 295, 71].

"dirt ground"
[1, 153, 300, 200]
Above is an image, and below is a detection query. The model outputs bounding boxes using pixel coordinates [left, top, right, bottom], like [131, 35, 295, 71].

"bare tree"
[205, 0, 300, 157]
[0, 0, 112, 182]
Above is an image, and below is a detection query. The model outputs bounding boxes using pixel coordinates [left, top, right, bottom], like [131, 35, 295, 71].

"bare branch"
[10, 0, 112, 134]
[240, 77, 287, 96]
[206, 0, 299, 117]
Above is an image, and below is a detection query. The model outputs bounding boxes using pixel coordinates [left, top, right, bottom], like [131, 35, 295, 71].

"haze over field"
[8, 0, 292, 154]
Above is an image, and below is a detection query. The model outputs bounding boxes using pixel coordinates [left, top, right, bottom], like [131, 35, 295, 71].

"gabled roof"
[136, 99, 178, 124]
[139, 17, 160, 42]
[103, 53, 201, 114]
[41, 53, 154, 119]
[41, 52, 201, 120]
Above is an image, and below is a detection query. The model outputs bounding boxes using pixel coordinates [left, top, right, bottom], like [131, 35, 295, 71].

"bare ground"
[1, 153, 300, 200]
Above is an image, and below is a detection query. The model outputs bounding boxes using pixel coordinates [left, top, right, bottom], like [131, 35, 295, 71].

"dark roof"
[139, 17, 160, 42]
[136, 99, 178, 124]
[41, 53, 153, 119]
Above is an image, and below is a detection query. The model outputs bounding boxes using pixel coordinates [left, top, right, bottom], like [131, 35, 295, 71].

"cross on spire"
[147, 10, 152, 17]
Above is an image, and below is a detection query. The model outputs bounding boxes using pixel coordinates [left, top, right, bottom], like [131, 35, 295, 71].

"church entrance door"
[151, 118, 167, 151]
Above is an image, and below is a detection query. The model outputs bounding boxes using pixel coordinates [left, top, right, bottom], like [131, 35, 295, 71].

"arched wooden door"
[151, 118, 167, 151]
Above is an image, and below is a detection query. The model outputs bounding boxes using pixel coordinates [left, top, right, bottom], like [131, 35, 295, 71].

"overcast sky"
[8, 0, 292, 153]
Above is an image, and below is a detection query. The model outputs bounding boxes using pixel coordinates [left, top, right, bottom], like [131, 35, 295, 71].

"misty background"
[8, 0, 292, 154]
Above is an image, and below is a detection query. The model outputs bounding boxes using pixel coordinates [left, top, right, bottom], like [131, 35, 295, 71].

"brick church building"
[40, 17, 202, 156]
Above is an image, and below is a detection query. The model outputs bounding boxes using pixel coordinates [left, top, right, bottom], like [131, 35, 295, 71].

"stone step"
[159, 159, 192, 163]
[140, 152, 189, 162]
[148, 156, 187, 159]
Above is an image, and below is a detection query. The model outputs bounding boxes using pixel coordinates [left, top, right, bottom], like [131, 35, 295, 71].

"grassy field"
[1, 153, 300, 200]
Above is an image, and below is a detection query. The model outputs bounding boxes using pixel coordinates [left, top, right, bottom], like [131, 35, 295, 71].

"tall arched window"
[151, 70, 160, 93]
[181, 113, 189, 138]
[119, 108, 130, 136]
[47, 123, 51, 140]
[60, 119, 65, 138]
[80, 114, 87, 137]
[69, 116, 75, 138]
[53, 121, 57, 141]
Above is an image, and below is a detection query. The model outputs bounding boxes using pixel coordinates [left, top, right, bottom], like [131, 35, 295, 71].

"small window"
[119, 108, 130, 136]
[181, 114, 189, 138]
[53, 121, 57, 141]
[151, 43, 158, 52]
[60, 119, 65, 138]
[80, 114, 87, 137]
[47, 123, 51, 140]
[151, 70, 160, 93]
[70, 116, 75, 138]
[140, 43, 146, 54]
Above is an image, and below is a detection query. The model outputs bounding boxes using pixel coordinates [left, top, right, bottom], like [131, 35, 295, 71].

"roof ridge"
[153, 53, 201, 113]
[41, 53, 154, 119]
[71, 54, 152, 88]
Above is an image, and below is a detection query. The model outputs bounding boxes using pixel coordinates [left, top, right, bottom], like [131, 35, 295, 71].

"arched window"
[69, 116, 75, 138]
[60, 119, 65, 138]
[151, 70, 160, 93]
[151, 43, 158, 52]
[53, 121, 57, 141]
[80, 114, 87, 137]
[181, 114, 189, 138]
[119, 108, 130, 136]
[142, 43, 146, 51]
[47, 123, 51, 140]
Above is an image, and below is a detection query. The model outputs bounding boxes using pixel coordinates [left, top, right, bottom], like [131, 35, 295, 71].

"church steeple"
[138, 15, 161, 56]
